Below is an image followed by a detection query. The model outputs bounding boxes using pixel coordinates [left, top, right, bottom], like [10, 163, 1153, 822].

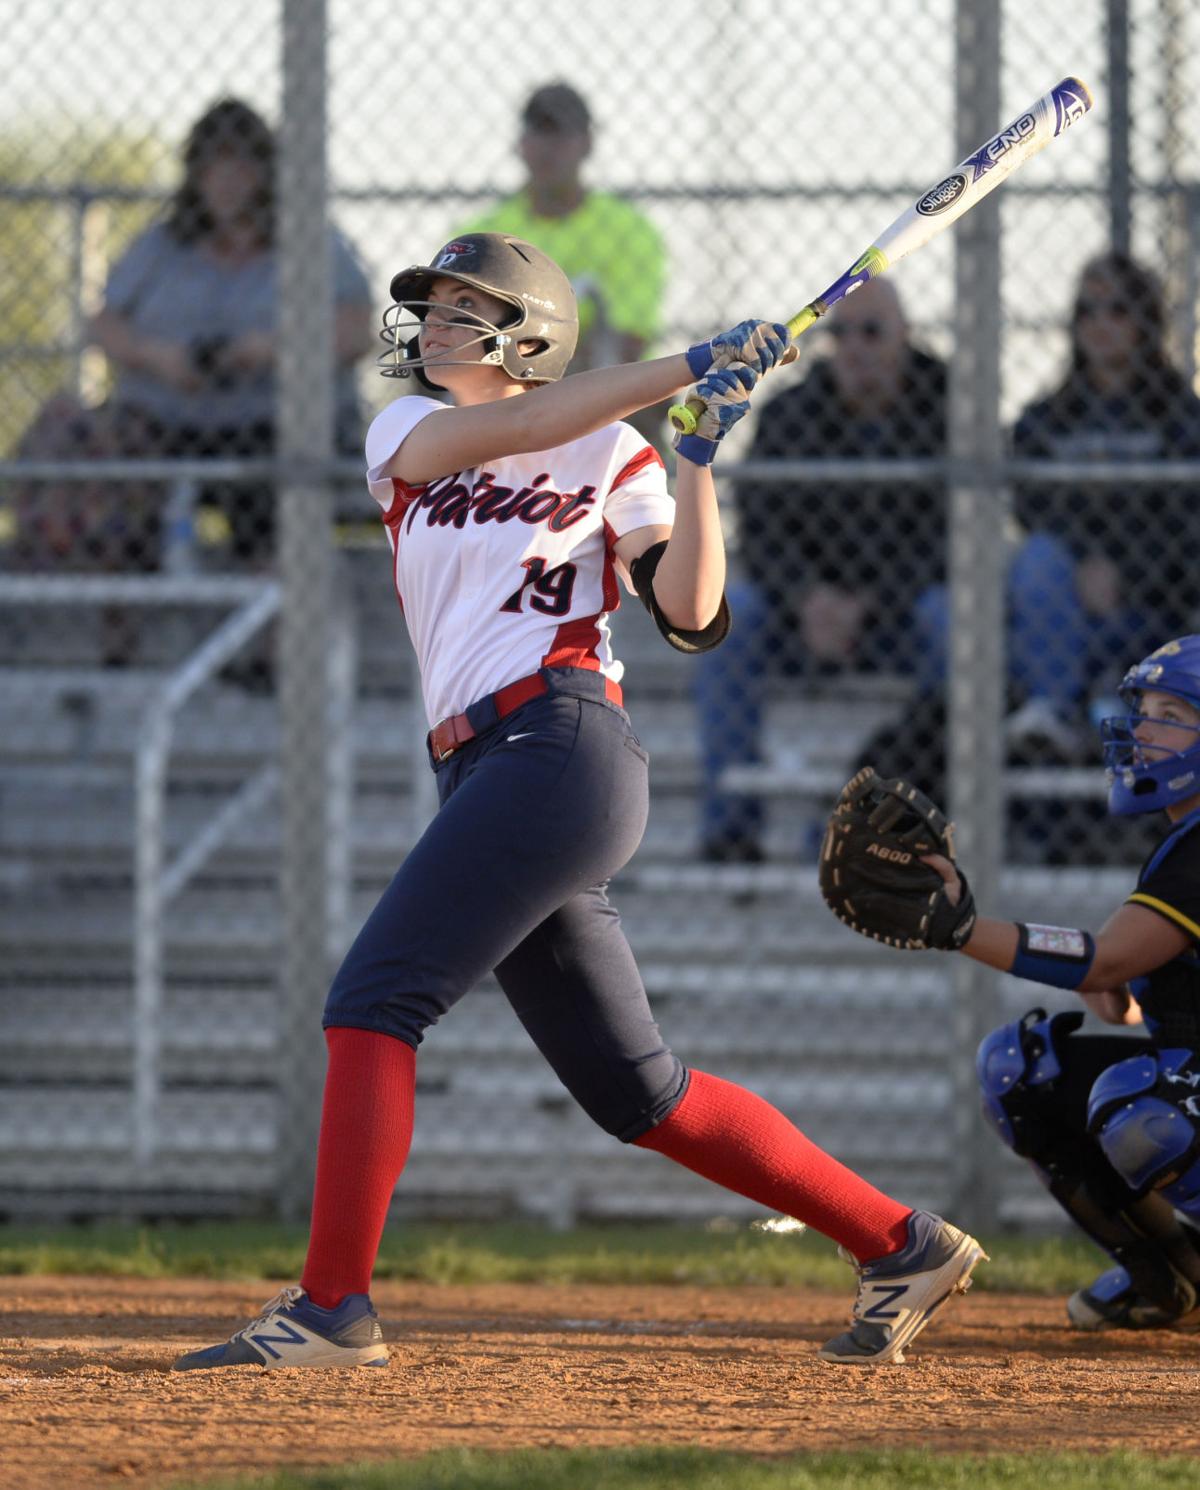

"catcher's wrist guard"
[1009, 923, 1096, 990]
[818, 766, 977, 951]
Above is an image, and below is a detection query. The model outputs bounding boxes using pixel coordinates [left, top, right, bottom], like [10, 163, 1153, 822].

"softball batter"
[174, 233, 983, 1373]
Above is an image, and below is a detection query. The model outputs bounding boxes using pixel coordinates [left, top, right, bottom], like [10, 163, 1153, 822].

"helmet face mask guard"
[379, 299, 513, 390]
[1100, 636, 1200, 815]
[379, 233, 578, 391]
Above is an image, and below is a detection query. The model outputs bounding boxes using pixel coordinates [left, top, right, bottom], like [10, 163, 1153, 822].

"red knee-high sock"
[300, 1027, 416, 1307]
[635, 1068, 911, 1262]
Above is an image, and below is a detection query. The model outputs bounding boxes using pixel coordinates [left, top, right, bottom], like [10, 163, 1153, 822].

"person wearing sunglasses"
[1002, 252, 1200, 770]
[882, 252, 1200, 867]
[694, 277, 948, 863]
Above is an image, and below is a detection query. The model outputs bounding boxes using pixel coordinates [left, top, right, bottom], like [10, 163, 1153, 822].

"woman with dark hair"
[89, 97, 373, 568]
[1006, 251, 1200, 744]
[165, 97, 276, 246]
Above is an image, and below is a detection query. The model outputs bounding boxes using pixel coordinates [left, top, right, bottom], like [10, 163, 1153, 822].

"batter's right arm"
[384, 353, 695, 485]
[384, 321, 791, 485]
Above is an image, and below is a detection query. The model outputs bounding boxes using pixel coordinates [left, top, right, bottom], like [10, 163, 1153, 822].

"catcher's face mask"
[1101, 636, 1200, 815]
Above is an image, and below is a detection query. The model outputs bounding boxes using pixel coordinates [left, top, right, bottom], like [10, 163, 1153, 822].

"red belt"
[427, 669, 624, 765]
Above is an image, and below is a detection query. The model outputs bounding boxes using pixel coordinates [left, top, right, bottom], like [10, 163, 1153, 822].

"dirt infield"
[2, 1275, 1198, 1489]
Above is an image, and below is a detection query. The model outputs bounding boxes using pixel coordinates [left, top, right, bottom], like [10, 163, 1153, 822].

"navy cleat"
[172, 1286, 389, 1370]
[818, 1211, 988, 1366]
[1066, 1265, 1189, 1332]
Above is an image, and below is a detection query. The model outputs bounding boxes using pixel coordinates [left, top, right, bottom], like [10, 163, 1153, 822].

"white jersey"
[366, 395, 675, 726]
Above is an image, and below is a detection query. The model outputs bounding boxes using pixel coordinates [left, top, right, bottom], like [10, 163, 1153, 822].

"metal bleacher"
[0, 542, 1086, 1228]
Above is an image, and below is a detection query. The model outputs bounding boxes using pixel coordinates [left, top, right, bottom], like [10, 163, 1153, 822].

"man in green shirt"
[461, 83, 667, 378]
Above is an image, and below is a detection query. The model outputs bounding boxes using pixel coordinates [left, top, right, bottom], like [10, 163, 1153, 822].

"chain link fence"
[1, 0, 1196, 1229]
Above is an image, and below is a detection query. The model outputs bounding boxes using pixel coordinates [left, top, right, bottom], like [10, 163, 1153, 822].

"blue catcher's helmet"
[1101, 636, 1200, 815]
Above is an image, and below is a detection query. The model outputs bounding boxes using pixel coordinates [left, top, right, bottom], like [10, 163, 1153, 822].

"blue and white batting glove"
[673, 363, 756, 467]
[685, 319, 791, 379]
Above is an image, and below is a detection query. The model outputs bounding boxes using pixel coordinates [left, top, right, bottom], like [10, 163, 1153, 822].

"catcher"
[820, 635, 1200, 1331]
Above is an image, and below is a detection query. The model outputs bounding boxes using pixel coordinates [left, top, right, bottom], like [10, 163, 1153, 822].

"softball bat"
[669, 75, 1095, 435]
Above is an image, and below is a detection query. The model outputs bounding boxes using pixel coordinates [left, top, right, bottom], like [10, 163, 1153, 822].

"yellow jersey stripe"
[1127, 893, 1200, 941]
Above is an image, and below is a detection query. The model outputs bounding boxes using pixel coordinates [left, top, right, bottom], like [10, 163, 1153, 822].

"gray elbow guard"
[628, 540, 731, 654]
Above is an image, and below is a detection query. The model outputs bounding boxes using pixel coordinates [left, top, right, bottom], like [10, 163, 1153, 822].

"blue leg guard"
[976, 1007, 1084, 1156]
[1089, 1049, 1200, 1221]
[977, 1012, 1200, 1319]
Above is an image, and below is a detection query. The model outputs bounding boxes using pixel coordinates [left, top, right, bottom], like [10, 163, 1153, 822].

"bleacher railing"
[0, 565, 357, 1164]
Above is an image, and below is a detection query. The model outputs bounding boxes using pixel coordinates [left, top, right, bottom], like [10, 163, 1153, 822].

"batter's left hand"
[673, 364, 756, 466]
[685, 320, 791, 379]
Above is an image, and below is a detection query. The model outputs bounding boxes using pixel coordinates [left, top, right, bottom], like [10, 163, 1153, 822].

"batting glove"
[685, 319, 791, 379]
[673, 363, 756, 466]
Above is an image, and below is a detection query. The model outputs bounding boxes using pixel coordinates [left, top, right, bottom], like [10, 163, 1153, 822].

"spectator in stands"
[694, 278, 947, 862]
[459, 83, 667, 440]
[88, 97, 374, 569]
[862, 253, 1200, 868]
[1002, 250, 1200, 753]
[7, 394, 166, 665]
[9, 395, 159, 576]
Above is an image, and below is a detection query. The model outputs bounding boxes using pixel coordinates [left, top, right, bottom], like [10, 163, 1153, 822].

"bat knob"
[668, 400, 701, 435]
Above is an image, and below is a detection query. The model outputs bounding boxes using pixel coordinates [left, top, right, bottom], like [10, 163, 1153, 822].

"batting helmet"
[379, 233, 578, 390]
[1100, 635, 1200, 815]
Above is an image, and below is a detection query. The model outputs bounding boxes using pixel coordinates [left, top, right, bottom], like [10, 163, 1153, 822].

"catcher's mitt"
[818, 766, 977, 950]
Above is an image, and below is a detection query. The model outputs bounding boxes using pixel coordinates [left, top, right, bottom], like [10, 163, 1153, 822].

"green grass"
[0, 1218, 1106, 1294]
[166, 1448, 1200, 1490]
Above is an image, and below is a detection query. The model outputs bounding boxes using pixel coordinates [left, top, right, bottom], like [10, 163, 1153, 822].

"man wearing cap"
[460, 82, 667, 376]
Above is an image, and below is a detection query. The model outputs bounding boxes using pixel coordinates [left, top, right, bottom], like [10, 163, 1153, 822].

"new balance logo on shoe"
[248, 1321, 308, 1360]
[861, 1283, 909, 1321]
